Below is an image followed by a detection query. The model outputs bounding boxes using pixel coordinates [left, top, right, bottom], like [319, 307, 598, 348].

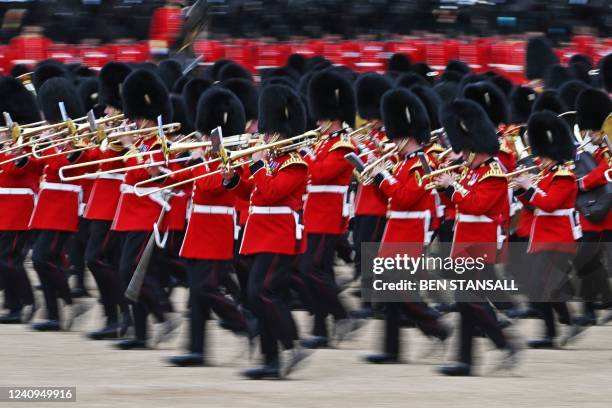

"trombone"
[58, 131, 241, 182]
[133, 126, 327, 197]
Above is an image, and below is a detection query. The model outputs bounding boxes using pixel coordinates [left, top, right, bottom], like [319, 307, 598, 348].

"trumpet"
[421, 163, 465, 180]
[133, 126, 327, 197]
[358, 147, 398, 185]
[507, 165, 541, 189]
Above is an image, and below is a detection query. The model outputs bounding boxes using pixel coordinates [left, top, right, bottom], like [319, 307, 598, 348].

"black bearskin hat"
[157, 59, 183, 91]
[463, 81, 509, 126]
[528, 110, 575, 162]
[387, 53, 412, 74]
[354, 73, 393, 121]
[222, 78, 259, 122]
[181, 78, 213, 122]
[32, 61, 67, 91]
[308, 68, 356, 127]
[217, 63, 253, 82]
[599, 53, 612, 93]
[98, 62, 132, 110]
[532, 90, 566, 115]
[526, 37, 559, 80]
[170, 94, 194, 135]
[121, 69, 172, 122]
[410, 84, 442, 130]
[558, 80, 589, 111]
[37, 77, 85, 124]
[395, 72, 430, 89]
[544, 64, 574, 90]
[196, 87, 246, 136]
[445, 59, 470, 76]
[77, 77, 102, 115]
[258, 84, 306, 138]
[440, 98, 499, 154]
[381, 88, 430, 143]
[510, 86, 538, 124]
[0, 76, 40, 125]
[576, 88, 612, 131]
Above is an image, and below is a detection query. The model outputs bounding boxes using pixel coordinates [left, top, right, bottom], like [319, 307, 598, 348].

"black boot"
[365, 353, 399, 364]
[167, 353, 205, 367]
[32, 320, 61, 331]
[115, 338, 148, 350]
[0, 311, 22, 324]
[438, 362, 472, 376]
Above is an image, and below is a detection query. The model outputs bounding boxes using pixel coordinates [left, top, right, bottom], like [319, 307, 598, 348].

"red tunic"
[84, 147, 126, 221]
[577, 146, 612, 232]
[228, 153, 308, 256]
[354, 128, 389, 217]
[448, 159, 509, 263]
[518, 164, 580, 254]
[180, 160, 236, 260]
[303, 133, 356, 234]
[111, 137, 166, 232]
[0, 151, 42, 230]
[377, 150, 439, 257]
[29, 149, 95, 232]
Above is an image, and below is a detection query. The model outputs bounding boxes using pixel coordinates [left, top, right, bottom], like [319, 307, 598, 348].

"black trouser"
[0, 231, 34, 313]
[32, 230, 73, 321]
[66, 217, 90, 290]
[352, 215, 386, 280]
[232, 225, 249, 306]
[187, 259, 246, 354]
[575, 230, 612, 316]
[85, 220, 123, 323]
[118, 231, 166, 341]
[158, 230, 187, 312]
[456, 265, 508, 365]
[302, 233, 349, 338]
[457, 301, 508, 365]
[528, 251, 574, 338]
[380, 301, 446, 357]
[248, 253, 298, 365]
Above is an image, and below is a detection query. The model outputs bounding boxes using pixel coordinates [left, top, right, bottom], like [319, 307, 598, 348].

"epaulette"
[480, 162, 506, 182]
[278, 153, 308, 172]
[408, 155, 433, 172]
[552, 164, 574, 179]
[329, 135, 356, 152]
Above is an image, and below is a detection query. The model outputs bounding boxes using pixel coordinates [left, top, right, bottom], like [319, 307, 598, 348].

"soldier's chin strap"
[465, 151, 477, 168]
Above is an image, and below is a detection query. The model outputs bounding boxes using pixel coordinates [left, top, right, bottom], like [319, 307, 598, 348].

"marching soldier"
[433, 99, 519, 376]
[0, 76, 41, 323]
[574, 88, 612, 325]
[351, 73, 393, 288]
[168, 86, 251, 367]
[224, 84, 312, 379]
[513, 110, 581, 348]
[365, 88, 450, 363]
[29, 77, 93, 331]
[83, 62, 133, 340]
[111, 69, 179, 349]
[301, 68, 362, 349]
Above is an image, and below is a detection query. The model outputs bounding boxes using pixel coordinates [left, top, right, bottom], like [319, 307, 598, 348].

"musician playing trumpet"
[364, 88, 450, 364]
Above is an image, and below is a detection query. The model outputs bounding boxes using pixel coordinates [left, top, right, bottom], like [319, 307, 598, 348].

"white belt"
[432, 190, 445, 218]
[0, 187, 35, 196]
[534, 209, 574, 216]
[535, 208, 582, 240]
[307, 184, 351, 217]
[250, 205, 303, 240]
[120, 183, 171, 212]
[388, 210, 433, 244]
[193, 204, 235, 215]
[97, 173, 126, 181]
[193, 204, 239, 239]
[456, 213, 494, 223]
[307, 185, 349, 194]
[41, 182, 82, 193]
[456, 213, 506, 249]
[40, 182, 84, 215]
